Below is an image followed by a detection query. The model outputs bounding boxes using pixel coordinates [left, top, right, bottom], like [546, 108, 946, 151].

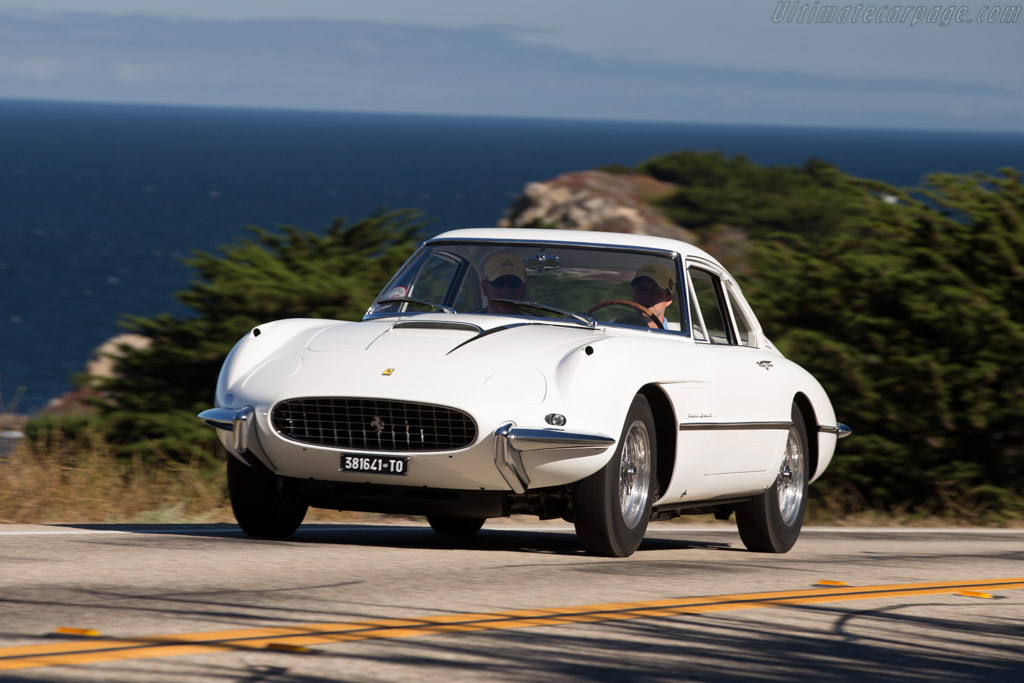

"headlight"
[484, 368, 546, 404]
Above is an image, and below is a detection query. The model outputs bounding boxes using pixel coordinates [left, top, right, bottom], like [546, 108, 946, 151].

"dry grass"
[0, 427, 232, 525]
[0, 425, 400, 525]
[2, 425, 1020, 528]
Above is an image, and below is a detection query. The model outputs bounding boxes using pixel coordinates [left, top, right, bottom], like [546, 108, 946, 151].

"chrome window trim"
[424, 236, 681, 258]
[723, 282, 761, 349]
[685, 271, 709, 343]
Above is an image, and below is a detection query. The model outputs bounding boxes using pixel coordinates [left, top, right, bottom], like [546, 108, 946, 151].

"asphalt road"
[0, 521, 1022, 682]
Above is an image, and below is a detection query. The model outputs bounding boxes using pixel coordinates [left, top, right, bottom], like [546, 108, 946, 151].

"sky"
[0, 0, 1021, 131]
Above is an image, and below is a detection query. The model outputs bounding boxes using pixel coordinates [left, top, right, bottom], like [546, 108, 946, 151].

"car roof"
[428, 228, 725, 269]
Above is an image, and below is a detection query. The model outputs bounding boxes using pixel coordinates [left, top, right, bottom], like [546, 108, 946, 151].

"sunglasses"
[489, 275, 524, 289]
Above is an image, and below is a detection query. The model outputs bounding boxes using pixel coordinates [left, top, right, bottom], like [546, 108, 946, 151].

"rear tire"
[227, 455, 308, 539]
[735, 405, 808, 553]
[573, 394, 657, 557]
[426, 515, 485, 536]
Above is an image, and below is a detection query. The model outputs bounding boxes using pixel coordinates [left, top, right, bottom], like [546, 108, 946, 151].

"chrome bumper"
[819, 423, 853, 439]
[197, 406, 255, 452]
[493, 423, 616, 494]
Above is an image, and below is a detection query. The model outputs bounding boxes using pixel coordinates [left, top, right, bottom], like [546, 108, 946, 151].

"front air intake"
[271, 398, 477, 452]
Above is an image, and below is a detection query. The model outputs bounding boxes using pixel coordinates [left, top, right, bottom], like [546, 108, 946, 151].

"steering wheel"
[587, 300, 664, 329]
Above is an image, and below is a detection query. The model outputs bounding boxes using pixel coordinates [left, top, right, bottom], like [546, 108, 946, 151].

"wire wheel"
[572, 394, 657, 557]
[619, 420, 652, 529]
[776, 426, 805, 527]
[735, 405, 809, 553]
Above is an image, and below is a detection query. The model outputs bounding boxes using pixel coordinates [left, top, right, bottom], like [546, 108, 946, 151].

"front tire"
[427, 515, 485, 536]
[227, 455, 308, 539]
[735, 405, 809, 553]
[573, 394, 657, 557]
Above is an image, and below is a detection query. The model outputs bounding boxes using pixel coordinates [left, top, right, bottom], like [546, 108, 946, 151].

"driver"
[481, 252, 527, 314]
[629, 263, 674, 328]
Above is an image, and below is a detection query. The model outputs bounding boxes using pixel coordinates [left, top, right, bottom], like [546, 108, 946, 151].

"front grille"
[271, 398, 477, 452]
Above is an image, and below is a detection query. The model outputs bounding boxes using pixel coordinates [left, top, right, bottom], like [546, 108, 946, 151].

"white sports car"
[199, 228, 849, 557]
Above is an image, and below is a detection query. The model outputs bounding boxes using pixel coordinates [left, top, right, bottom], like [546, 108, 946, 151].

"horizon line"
[3, 96, 1024, 137]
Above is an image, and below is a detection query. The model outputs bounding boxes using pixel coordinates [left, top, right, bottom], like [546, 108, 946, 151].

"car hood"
[227, 315, 607, 411]
[309, 315, 598, 359]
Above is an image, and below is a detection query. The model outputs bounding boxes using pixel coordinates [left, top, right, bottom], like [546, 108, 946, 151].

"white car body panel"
[202, 227, 846, 524]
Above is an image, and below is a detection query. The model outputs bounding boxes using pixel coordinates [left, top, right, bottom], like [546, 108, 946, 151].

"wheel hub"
[776, 427, 805, 527]
[619, 420, 651, 529]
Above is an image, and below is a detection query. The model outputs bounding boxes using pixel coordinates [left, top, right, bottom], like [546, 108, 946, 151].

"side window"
[688, 268, 731, 345]
[727, 288, 757, 348]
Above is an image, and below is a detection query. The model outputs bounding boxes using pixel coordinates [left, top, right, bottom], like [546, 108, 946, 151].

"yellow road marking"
[1, 578, 1021, 671]
[53, 628, 101, 637]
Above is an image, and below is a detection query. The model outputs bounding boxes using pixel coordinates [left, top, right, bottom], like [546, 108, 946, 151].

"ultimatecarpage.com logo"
[772, 2, 1021, 25]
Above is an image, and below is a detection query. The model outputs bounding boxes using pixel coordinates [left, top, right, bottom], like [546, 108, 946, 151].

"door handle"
[757, 360, 773, 371]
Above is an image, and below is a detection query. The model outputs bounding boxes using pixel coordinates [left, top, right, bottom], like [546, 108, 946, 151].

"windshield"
[366, 240, 688, 334]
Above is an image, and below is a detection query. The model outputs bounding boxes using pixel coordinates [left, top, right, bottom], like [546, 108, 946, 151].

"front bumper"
[198, 406, 615, 492]
[493, 423, 615, 493]
[198, 406, 255, 452]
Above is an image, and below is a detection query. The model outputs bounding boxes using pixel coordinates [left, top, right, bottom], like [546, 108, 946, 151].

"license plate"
[339, 454, 409, 476]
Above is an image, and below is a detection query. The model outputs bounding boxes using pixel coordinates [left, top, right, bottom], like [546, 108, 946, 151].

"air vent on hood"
[391, 321, 482, 333]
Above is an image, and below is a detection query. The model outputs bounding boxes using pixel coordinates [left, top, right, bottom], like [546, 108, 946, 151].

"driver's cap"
[484, 252, 525, 282]
[631, 263, 674, 291]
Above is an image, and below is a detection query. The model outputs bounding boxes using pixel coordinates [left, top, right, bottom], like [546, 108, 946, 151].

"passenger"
[629, 263, 675, 328]
[481, 252, 527, 314]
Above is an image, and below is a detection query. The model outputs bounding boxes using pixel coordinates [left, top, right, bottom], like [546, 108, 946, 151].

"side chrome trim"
[678, 421, 793, 432]
[493, 424, 616, 494]
[819, 423, 853, 439]
[198, 406, 254, 453]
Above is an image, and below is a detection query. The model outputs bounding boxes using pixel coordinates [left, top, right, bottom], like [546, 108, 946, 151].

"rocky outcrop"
[499, 170, 695, 243]
[43, 333, 151, 415]
[83, 333, 151, 380]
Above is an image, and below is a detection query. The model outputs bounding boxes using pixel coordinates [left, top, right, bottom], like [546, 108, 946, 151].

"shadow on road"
[3, 591, 1020, 682]
[49, 522, 735, 557]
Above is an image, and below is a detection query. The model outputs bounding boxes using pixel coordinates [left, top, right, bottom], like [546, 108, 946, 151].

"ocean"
[2, 99, 1023, 413]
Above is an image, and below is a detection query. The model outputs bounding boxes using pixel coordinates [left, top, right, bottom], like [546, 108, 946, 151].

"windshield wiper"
[375, 296, 456, 314]
[491, 299, 596, 328]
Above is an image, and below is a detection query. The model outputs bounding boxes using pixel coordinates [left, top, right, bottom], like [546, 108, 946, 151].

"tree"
[90, 208, 428, 461]
[621, 151, 1023, 518]
[741, 168, 1024, 519]
[637, 151, 883, 239]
